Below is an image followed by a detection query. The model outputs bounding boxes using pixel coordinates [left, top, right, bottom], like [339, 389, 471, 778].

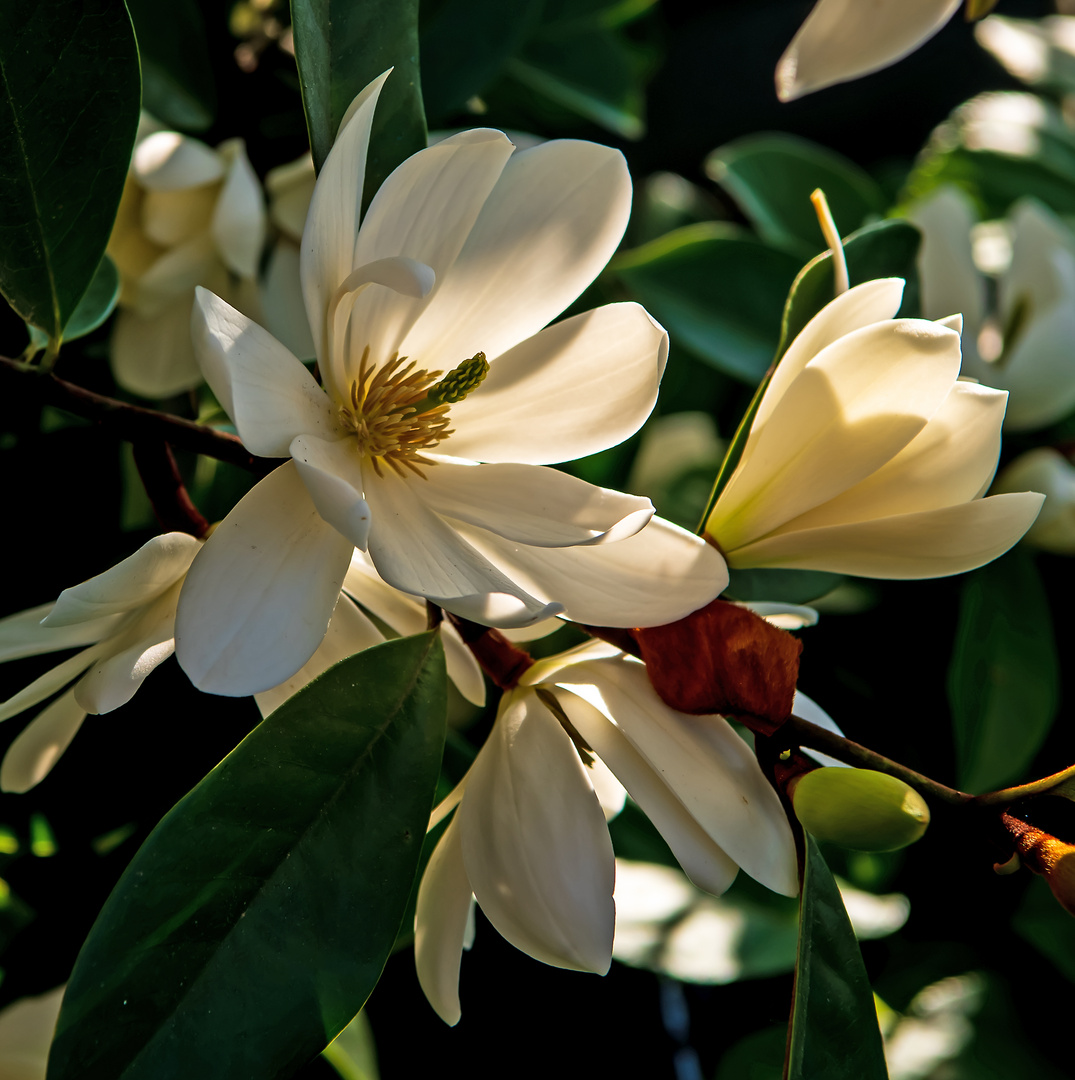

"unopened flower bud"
[790, 767, 930, 852]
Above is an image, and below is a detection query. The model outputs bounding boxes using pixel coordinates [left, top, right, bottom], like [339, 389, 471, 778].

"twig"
[132, 441, 210, 539]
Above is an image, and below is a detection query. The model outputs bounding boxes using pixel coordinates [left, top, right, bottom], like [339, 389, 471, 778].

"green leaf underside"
[0, 1, 139, 343]
[47, 633, 447, 1080]
[27, 254, 120, 350]
[290, 0, 427, 208]
[614, 222, 802, 384]
[786, 838, 888, 1080]
[947, 548, 1059, 793]
[707, 133, 886, 257]
[725, 568, 843, 605]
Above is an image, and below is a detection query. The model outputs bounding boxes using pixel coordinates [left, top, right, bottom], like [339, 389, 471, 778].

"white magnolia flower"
[910, 187, 1075, 431]
[108, 119, 267, 398]
[176, 71, 726, 698]
[776, 0, 961, 102]
[994, 447, 1075, 554]
[704, 278, 1044, 577]
[414, 641, 798, 1025]
[0, 537, 484, 792]
[975, 15, 1075, 90]
[0, 984, 63, 1080]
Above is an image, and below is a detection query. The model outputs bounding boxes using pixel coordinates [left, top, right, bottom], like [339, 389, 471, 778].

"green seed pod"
[791, 767, 930, 852]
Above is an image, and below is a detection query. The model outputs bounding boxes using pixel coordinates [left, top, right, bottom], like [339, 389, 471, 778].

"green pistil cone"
[429, 352, 489, 405]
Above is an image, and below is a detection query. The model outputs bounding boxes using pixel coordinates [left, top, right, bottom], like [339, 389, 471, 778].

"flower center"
[338, 347, 489, 478]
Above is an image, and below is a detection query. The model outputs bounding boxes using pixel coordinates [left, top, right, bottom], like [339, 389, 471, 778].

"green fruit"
[791, 767, 930, 852]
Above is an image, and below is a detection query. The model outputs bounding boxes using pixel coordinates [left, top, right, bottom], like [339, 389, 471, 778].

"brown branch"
[132, 441, 210, 538]
[446, 613, 534, 691]
[0, 354, 279, 473]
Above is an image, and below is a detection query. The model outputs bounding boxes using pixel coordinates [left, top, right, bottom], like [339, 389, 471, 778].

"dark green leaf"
[27, 254, 120, 351]
[0, 0, 139, 345]
[126, 0, 216, 132]
[947, 547, 1059, 793]
[725, 568, 844, 605]
[613, 223, 802, 384]
[715, 1026, 787, 1080]
[1013, 876, 1075, 985]
[291, 0, 426, 204]
[706, 134, 886, 257]
[47, 633, 447, 1080]
[786, 837, 888, 1080]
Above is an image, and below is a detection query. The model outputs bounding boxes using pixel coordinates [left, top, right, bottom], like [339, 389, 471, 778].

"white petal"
[0, 986, 65, 1070]
[793, 689, 849, 769]
[260, 241, 317, 360]
[175, 462, 354, 695]
[998, 295, 1075, 431]
[130, 233, 219, 315]
[447, 303, 667, 465]
[458, 690, 616, 972]
[728, 491, 1045, 578]
[301, 70, 391, 361]
[557, 688, 740, 896]
[111, 297, 205, 399]
[0, 645, 103, 723]
[0, 603, 120, 663]
[400, 139, 633, 368]
[363, 468, 561, 628]
[133, 131, 225, 190]
[290, 434, 371, 550]
[1002, 198, 1075, 311]
[421, 461, 653, 547]
[414, 813, 473, 1026]
[560, 659, 799, 896]
[2, 699, 84, 794]
[266, 154, 315, 241]
[454, 517, 728, 628]
[212, 139, 267, 279]
[775, 0, 962, 101]
[191, 287, 337, 456]
[44, 532, 201, 627]
[140, 184, 218, 247]
[255, 594, 384, 716]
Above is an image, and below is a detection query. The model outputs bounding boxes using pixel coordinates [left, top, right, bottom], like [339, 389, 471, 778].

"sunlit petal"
[0, 688, 87, 793]
[0, 644, 103, 723]
[0, 603, 120, 663]
[290, 434, 371, 551]
[133, 131, 225, 190]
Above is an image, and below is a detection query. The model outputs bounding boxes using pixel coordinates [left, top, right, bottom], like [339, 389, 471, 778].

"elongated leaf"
[706, 134, 886, 258]
[0, 0, 139, 345]
[27, 255, 120, 351]
[291, 0, 426, 202]
[47, 633, 447, 1080]
[613, 222, 802, 384]
[947, 548, 1059, 793]
[786, 838, 888, 1080]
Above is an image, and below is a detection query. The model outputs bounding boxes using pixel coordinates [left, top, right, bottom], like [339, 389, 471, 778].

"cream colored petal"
[793, 689, 850, 769]
[0, 603, 121, 663]
[414, 813, 473, 1026]
[141, 183, 218, 247]
[131, 233, 218, 315]
[711, 319, 962, 552]
[727, 491, 1045, 578]
[0, 985, 65, 1070]
[994, 447, 1075, 554]
[254, 594, 384, 716]
[557, 688, 741, 896]
[446, 303, 667, 465]
[775, 0, 962, 101]
[260, 241, 316, 359]
[212, 139, 267, 279]
[44, 532, 200, 627]
[458, 690, 616, 973]
[454, 516, 728, 629]
[0, 644, 103, 723]
[133, 131, 225, 190]
[111, 297, 205, 399]
[175, 462, 354, 695]
[266, 154, 316, 241]
[399, 138, 633, 368]
[290, 434, 371, 551]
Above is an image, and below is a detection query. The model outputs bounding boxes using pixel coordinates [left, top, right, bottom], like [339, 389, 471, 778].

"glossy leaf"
[947, 548, 1059, 793]
[786, 838, 888, 1080]
[27, 255, 120, 351]
[0, 0, 139, 345]
[322, 1011, 379, 1080]
[47, 633, 447, 1080]
[725, 567, 843, 605]
[126, 0, 216, 131]
[1013, 876, 1075, 985]
[291, 0, 426, 201]
[706, 134, 886, 257]
[613, 222, 802, 384]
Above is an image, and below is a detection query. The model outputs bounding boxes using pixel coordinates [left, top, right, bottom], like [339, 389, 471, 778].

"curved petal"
[111, 297, 205, 399]
[266, 154, 315, 241]
[447, 303, 667, 465]
[557, 688, 741, 896]
[560, 659, 799, 896]
[414, 813, 473, 1026]
[775, 0, 962, 101]
[301, 70, 390, 361]
[44, 533, 201, 628]
[254, 594, 384, 717]
[995, 447, 1075, 554]
[793, 689, 850, 769]
[400, 139, 633, 368]
[727, 491, 1045, 578]
[710, 319, 963, 551]
[175, 462, 354, 695]
[422, 461, 653, 547]
[1002, 198, 1075, 312]
[0, 603, 121, 663]
[133, 131, 225, 190]
[260, 241, 317, 361]
[212, 139, 267, 279]
[131, 233, 219, 315]
[0, 644, 103, 723]
[455, 517, 728, 628]
[457, 690, 616, 973]
[0, 689, 87, 793]
[999, 295, 1075, 431]
[290, 434, 371, 550]
[192, 287, 337, 456]
[140, 185, 217, 248]
[363, 468, 561, 628]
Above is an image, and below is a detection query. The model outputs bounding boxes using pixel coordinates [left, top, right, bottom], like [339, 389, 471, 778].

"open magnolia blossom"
[704, 278, 1044, 578]
[909, 187, 1075, 431]
[775, 0, 961, 102]
[0, 536, 484, 793]
[176, 70, 727, 698]
[107, 118, 266, 398]
[994, 448, 1075, 555]
[414, 640, 798, 1026]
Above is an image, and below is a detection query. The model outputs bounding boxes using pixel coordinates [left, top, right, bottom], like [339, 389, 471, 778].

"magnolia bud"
[790, 767, 931, 852]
